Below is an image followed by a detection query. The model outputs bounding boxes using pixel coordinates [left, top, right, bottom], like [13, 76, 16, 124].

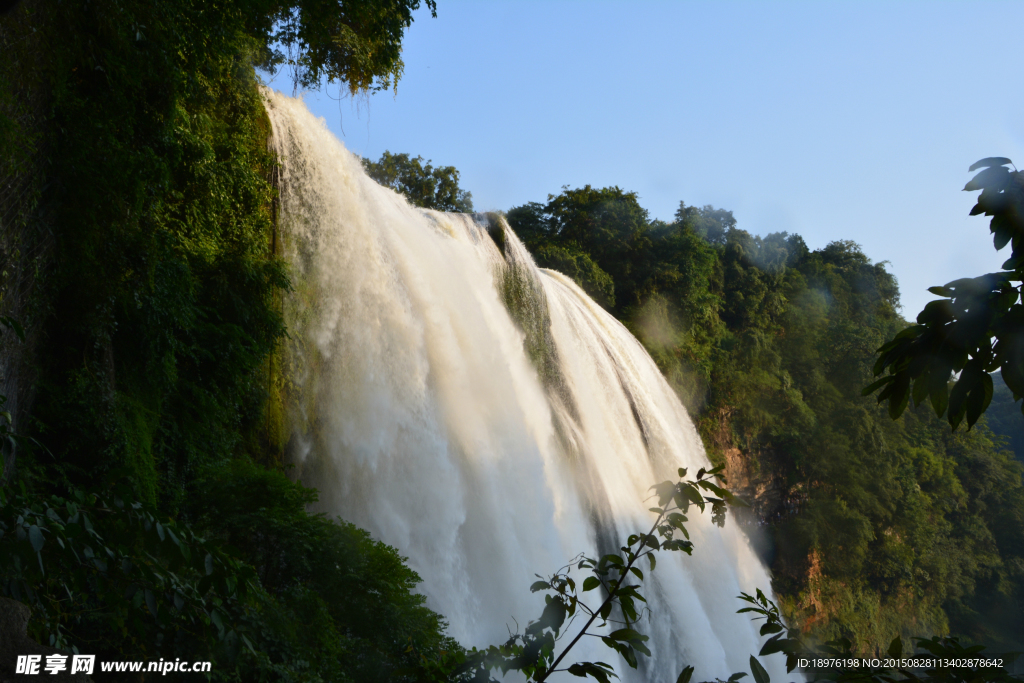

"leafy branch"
[433, 465, 744, 683]
[0, 483, 259, 656]
[737, 590, 1020, 683]
[412, 460, 1023, 683]
[867, 157, 1024, 430]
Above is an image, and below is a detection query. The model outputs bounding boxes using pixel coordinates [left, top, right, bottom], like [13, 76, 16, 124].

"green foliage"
[739, 589, 1020, 683]
[1, 0, 457, 677]
[508, 186, 651, 313]
[0, 482, 260, 665]
[533, 243, 616, 308]
[259, 0, 437, 93]
[867, 158, 1024, 430]
[3, 0, 441, 510]
[507, 202, 616, 308]
[0, 468, 456, 682]
[189, 460, 453, 683]
[444, 466, 739, 683]
[983, 372, 1024, 462]
[362, 150, 473, 212]
[8, 0, 290, 509]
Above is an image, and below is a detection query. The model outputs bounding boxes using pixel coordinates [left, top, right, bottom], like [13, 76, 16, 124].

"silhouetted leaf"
[965, 165, 1012, 192]
[28, 525, 44, 553]
[969, 157, 1012, 172]
[965, 372, 994, 428]
[888, 374, 911, 420]
[759, 634, 787, 656]
[750, 656, 770, 683]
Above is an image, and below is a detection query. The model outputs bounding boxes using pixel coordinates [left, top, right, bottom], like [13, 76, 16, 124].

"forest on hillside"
[501, 186, 1024, 652]
[2, 0, 1022, 680]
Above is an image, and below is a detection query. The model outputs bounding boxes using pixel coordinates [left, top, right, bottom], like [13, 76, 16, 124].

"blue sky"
[266, 0, 1024, 316]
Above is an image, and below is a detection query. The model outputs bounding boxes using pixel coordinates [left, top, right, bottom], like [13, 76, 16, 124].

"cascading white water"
[265, 89, 788, 682]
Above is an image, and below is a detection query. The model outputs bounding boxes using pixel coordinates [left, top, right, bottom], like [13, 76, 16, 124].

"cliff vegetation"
[506, 188, 1024, 653]
[0, 0, 455, 680]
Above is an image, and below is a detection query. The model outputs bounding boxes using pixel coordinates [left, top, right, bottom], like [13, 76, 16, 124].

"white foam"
[265, 88, 791, 682]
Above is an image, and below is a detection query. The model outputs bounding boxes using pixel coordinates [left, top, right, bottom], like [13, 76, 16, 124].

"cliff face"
[0, 0, 291, 506]
[706, 412, 863, 642]
[701, 397, 1023, 652]
[702, 406, 795, 524]
[0, 598, 92, 682]
[0, 0, 54, 485]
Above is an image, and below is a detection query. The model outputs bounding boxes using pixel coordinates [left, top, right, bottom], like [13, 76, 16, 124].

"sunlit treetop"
[252, 0, 437, 94]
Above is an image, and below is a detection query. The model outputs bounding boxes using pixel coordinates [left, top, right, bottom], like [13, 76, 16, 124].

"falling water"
[265, 90, 787, 682]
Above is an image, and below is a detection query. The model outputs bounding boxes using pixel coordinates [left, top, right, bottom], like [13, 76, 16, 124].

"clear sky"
[266, 0, 1024, 317]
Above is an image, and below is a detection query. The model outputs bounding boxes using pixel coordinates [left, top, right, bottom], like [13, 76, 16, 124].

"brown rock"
[0, 598, 91, 682]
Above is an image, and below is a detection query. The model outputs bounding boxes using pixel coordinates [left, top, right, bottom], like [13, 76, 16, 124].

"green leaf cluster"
[189, 460, 455, 682]
[362, 150, 474, 212]
[0, 482, 260, 667]
[868, 158, 1024, 431]
[444, 467, 736, 683]
[257, 0, 437, 93]
[0, 464, 456, 681]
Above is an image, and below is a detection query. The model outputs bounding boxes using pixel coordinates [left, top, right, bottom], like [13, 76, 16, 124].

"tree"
[255, 0, 438, 93]
[507, 186, 653, 314]
[867, 158, 1024, 430]
[675, 202, 737, 246]
[362, 150, 474, 212]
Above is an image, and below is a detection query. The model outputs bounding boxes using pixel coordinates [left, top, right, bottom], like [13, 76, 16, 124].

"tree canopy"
[254, 0, 437, 92]
[362, 150, 474, 212]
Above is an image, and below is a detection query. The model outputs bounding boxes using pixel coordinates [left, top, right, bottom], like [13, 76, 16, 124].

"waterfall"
[264, 89, 787, 682]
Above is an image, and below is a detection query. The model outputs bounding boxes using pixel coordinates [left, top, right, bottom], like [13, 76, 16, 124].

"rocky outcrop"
[722, 445, 796, 524]
[704, 407, 795, 525]
[0, 598, 91, 682]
